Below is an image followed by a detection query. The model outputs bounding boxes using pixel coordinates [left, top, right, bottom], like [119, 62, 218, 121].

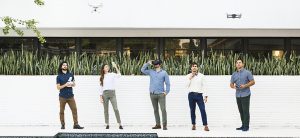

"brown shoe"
[152, 124, 161, 129]
[192, 125, 196, 130]
[204, 126, 209, 131]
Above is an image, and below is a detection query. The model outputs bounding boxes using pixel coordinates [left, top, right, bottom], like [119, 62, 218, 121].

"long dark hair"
[58, 61, 69, 74]
[99, 64, 108, 86]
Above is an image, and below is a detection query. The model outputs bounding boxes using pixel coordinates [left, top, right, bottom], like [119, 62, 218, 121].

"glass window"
[165, 38, 201, 58]
[207, 38, 242, 55]
[40, 38, 76, 56]
[248, 38, 284, 58]
[291, 39, 300, 55]
[81, 38, 117, 55]
[123, 38, 158, 58]
[0, 38, 36, 52]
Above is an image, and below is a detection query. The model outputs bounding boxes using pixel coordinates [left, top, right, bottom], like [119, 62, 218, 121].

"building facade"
[1, 0, 300, 59]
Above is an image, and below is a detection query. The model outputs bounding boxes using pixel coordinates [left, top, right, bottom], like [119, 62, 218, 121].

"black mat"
[54, 133, 158, 138]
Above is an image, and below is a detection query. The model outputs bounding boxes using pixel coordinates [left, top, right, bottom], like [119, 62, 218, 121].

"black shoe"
[242, 127, 249, 131]
[163, 125, 167, 130]
[119, 125, 123, 129]
[73, 124, 84, 129]
[106, 125, 109, 129]
[61, 125, 65, 129]
[236, 126, 244, 130]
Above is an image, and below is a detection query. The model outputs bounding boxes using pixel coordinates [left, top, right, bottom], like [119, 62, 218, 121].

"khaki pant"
[103, 90, 121, 124]
[59, 96, 78, 125]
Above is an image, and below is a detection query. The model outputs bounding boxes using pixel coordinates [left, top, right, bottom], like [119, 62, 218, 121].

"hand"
[240, 84, 247, 89]
[230, 84, 236, 89]
[163, 92, 167, 96]
[112, 62, 117, 68]
[189, 73, 196, 80]
[147, 60, 153, 64]
[64, 82, 71, 87]
[204, 97, 208, 103]
[100, 96, 104, 103]
[67, 82, 74, 87]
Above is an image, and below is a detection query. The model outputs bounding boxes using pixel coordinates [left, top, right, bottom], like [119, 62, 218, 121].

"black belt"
[189, 92, 202, 94]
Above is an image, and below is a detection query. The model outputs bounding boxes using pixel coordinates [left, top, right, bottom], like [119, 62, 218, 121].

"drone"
[227, 13, 242, 19]
[88, 3, 103, 13]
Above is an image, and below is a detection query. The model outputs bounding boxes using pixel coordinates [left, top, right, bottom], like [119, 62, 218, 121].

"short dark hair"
[191, 62, 198, 67]
[236, 59, 243, 63]
[152, 59, 162, 65]
[58, 61, 69, 74]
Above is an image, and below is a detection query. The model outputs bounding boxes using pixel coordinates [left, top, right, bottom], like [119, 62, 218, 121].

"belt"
[189, 92, 202, 94]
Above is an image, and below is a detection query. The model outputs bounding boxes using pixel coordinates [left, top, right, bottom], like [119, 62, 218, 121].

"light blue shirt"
[230, 68, 254, 97]
[141, 63, 170, 94]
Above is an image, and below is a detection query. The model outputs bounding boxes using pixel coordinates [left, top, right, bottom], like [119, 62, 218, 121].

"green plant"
[1, 50, 300, 75]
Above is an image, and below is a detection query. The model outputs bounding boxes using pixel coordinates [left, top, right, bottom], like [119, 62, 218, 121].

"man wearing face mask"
[186, 62, 209, 131]
[141, 59, 170, 130]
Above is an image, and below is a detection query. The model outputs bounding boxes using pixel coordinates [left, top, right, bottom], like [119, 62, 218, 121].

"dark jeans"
[236, 95, 251, 128]
[59, 96, 78, 125]
[188, 92, 208, 125]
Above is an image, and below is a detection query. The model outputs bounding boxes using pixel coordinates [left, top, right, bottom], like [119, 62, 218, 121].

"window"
[81, 38, 116, 55]
[123, 38, 158, 58]
[248, 38, 284, 58]
[41, 38, 76, 56]
[207, 38, 242, 55]
[0, 38, 36, 52]
[165, 38, 201, 58]
[291, 39, 300, 55]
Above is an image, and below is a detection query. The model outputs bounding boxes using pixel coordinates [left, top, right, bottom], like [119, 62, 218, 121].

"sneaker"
[73, 124, 84, 129]
[119, 125, 123, 129]
[61, 125, 65, 129]
[106, 125, 109, 129]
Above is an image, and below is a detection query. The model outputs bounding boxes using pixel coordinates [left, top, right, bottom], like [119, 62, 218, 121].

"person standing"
[141, 59, 170, 130]
[186, 62, 209, 131]
[230, 59, 255, 131]
[56, 61, 84, 129]
[99, 62, 123, 129]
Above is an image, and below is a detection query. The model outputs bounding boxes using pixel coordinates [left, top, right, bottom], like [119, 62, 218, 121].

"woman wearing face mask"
[99, 62, 123, 129]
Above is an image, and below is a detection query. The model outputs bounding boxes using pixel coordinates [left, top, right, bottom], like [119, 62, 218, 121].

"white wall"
[1, 0, 300, 28]
[0, 75, 300, 128]
[2, 0, 300, 37]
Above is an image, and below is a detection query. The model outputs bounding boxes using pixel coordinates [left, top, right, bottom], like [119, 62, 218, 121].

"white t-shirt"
[99, 72, 121, 95]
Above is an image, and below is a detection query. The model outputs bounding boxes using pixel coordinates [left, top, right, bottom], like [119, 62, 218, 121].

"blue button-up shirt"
[230, 68, 254, 97]
[56, 72, 75, 98]
[141, 63, 170, 94]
